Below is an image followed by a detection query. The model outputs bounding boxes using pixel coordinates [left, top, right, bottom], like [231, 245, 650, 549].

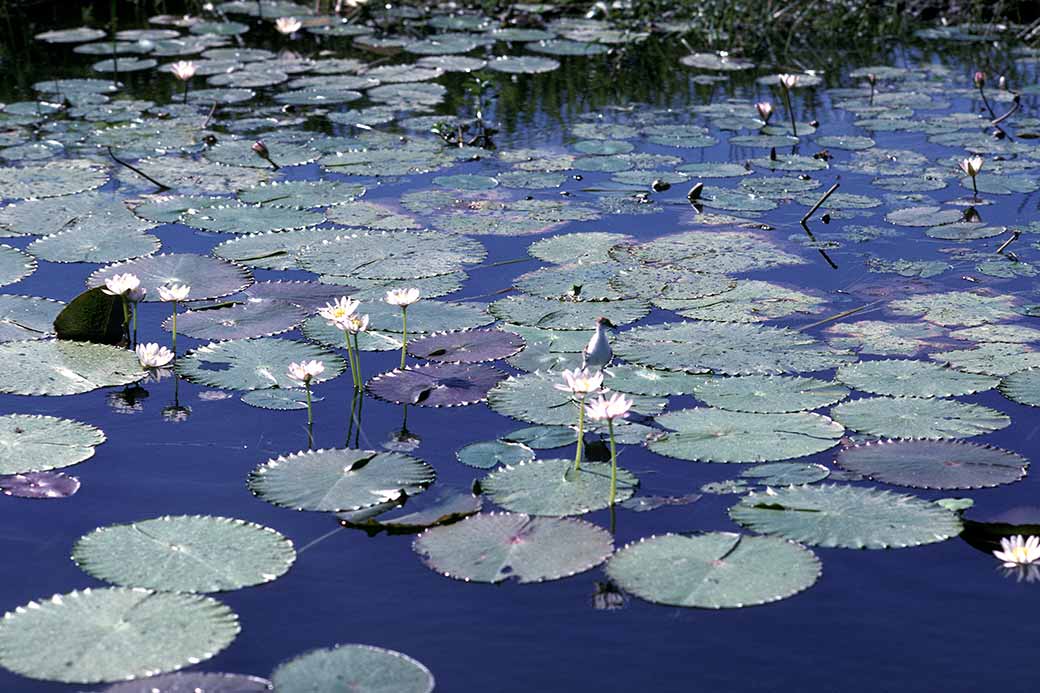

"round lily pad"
[0, 340, 143, 395]
[271, 644, 434, 693]
[606, 532, 820, 608]
[27, 228, 160, 264]
[835, 439, 1027, 489]
[836, 359, 998, 397]
[414, 512, 612, 583]
[0, 160, 108, 200]
[602, 364, 704, 397]
[72, 515, 296, 593]
[241, 388, 319, 411]
[0, 414, 104, 474]
[0, 295, 64, 342]
[740, 462, 830, 486]
[181, 204, 325, 234]
[171, 301, 309, 341]
[729, 484, 963, 549]
[487, 372, 667, 426]
[481, 458, 637, 516]
[831, 396, 1010, 439]
[998, 368, 1040, 406]
[249, 448, 435, 513]
[0, 587, 239, 683]
[88, 254, 253, 303]
[100, 672, 272, 693]
[0, 245, 36, 287]
[649, 408, 844, 463]
[500, 426, 577, 449]
[528, 232, 632, 265]
[407, 329, 524, 364]
[489, 295, 650, 330]
[176, 338, 344, 391]
[457, 440, 535, 469]
[692, 375, 850, 413]
[367, 363, 506, 407]
[298, 231, 483, 280]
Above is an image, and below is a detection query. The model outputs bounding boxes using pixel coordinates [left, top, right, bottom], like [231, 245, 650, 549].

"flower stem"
[352, 332, 363, 387]
[183, 81, 189, 104]
[305, 381, 313, 428]
[131, 302, 138, 346]
[573, 393, 587, 472]
[120, 297, 130, 343]
[344, 331, 358, 389]
[399, 307, 408, 369]
[608, 418, 618, 506]
[782, 85, 798, 139]
[972, 175, 979, 200]
[171, 303, 178, 355]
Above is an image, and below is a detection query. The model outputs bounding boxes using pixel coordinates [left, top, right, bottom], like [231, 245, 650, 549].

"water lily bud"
[998, 75, 1007, 90]
[755, 101, 773, 122]
[974, 71, 986, 88]
[251, 141, 270, 159]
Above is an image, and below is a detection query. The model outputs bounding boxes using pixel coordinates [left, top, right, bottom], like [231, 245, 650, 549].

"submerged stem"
[608, 418, 618, 506]
[344, 331, 358, 389]
[782, 85, 798, 139]
[171, 303, 178, 355]
[399, 307, 408, 369]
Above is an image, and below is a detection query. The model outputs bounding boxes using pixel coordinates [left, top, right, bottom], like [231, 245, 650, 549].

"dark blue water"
[1, 12, 1039, 691]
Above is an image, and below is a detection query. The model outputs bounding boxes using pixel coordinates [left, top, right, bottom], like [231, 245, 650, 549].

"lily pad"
[728, 484, 963, 549]
[414, 512, 612, 583]
[0, 295, 63, 342]
[836, 359, 998, 397]
[367, 363, 506, 407]
[998, 368, 1040, 407]
[481, 458, 637, 516]
[27, 228, 160, 264]
[0, 340, 143, 395]
[740, 462, 830, 486]
[489, 295, 650, 329]
[487, 372, 667, 426]
[692, 375, 849, 413]
[835, 439, 1027, 489]
[100, 673, 272, 693]
[72, 515, 295, 593]
[831, 396, 1010, 439]
[407, 329, 524, 363]
[457, 440, 535, 469]
[0, 414, 104, 474]
[271, 644, 434, 693]
[606, 533, 820, 608]
[176, 338, 344, 391]
[88, 254, 253, 303]
[0, 245, 36, 287]
[170, 301, 309, 341]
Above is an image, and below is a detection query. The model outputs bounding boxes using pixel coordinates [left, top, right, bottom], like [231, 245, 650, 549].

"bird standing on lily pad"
[582, 317, 614, 372]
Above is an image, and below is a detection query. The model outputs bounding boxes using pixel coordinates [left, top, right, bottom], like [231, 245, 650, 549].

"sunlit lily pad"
[170, 301, 309, 340]
[487, 371, 667, 426]
[414, 512, 611, 583]
[249, 448, 435, 513]
[88, 254, 253, 302]
[528, 232, 633, 265]
[650, 408, 844, 463]
[100, 672, 272, 693]
[407, 329, 524, 363]
[0, 340, 143, 395]
[176, 338, 344, 391]
[835, 439, 1027, 489]
[481, 458, 637, 516]
[271, 644, 434, 693]
[832, 396, 1010, 439]
[740, 462, 830, 486]
[367, 363, 506, 407]
[28, 227, 160, 264]
[606, 533, 820, 608]
[0, 160, 108, 200]
[692, 375, 850, 413]
[0, 587, 239, 683]
[0, 245, 35, 287]
[889, 291, 1020, 327]
[457, 440, 535, 469]
[836, 359, 998, 397]
[729, 484, 963, 549]
[0, 414, 104, 474]
[181, 204, 325, 234]
[999, 368, 1040, 407]
[0, 295, 63, 342]
[489, 295, 649, 329]
[72, 515, 295, 593]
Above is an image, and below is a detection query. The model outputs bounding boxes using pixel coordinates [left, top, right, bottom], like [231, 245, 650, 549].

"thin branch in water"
[997, 230, 1021, 254]
[801, 181, 839, 224]
[107, 147, 169, 191]
[798, 300, 883, 331]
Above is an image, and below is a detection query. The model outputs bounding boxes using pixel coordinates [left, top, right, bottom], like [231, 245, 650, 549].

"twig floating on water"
[801, 182, 840, 224]
[107, 147, 169, 191]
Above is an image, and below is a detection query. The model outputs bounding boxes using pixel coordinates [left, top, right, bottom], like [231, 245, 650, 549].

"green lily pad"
[830, 396, 1010, 439]
[72, 515, 295, 593]
[889, 291, 1020, 327]
[181, 204, 325, 234]
[489, 295, 649, 330]
[836, 359, 998, 397]
[0, 295, 63, 342]
[176, 338, 345, 390]
[0, 340, 143, 395]
[728, 484, 963, 549]
[528, 232, 632, 264]
[27, 227, 160, 264]
[0, 245, 35, 287]
[692, 375, 850, 413]
[835, 439, 1027, 489]
[0, 414, 105, 474]
[88, 254, 253, 303]
[481, 458, 637, 516]
[271, 644, 434, 693]
[487, 371, 667, 426]
[457, 440, 535, 469]
[740, 462, 830, 486]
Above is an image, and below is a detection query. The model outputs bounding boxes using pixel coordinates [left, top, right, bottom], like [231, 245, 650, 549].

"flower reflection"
[161, 404, 191, 423]
[107, 386, 148, 414]
[592, 581, 627, 611]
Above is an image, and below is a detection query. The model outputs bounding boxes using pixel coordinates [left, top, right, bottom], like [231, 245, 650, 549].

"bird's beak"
[601, 318, 616, 329]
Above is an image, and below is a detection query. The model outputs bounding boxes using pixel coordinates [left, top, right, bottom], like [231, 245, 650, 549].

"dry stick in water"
[997, 230, 1021, 254]
[798, 300, 884, 332]
[107, 147, 169, 191]
[801, 182, 840, 224]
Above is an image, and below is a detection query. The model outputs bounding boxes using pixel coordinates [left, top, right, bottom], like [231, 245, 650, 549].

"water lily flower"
[345, 313, 369, 334]
[585, 392, 634, 505]
[136, 342, 174, 369]
[385, 288, 420, 368]
[755, 101, 773, 124]
[159, 284, 190, 355]
[586, 392, 633, 422]
[555, 368, 604, 472]
[960, 155, 984, 199]
[993, 535, 1040, 568]
[170, 60, 197, 81]
[102, 273, 141, 297]
[778, 73, 799, 89]
[318, 296, 360, 331]
[776, 75, 800, 137]
[288, 360, 324, 431]
[275, 17, 303, 34]
[252, 140, 279, 170]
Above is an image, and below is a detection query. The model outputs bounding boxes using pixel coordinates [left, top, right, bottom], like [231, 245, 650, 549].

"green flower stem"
[782, 85, 798, 139]
[573, 393, 587, 472]
[971, 175, 979, 200]
[352, 332, 363, 387]
[182, 81, 189, 104]
[131, 302, 138, 345]
[305, 380, 313, 428]
[608, 418, 618, 506]
[171, 302, 178, 355]
[120, 297, 130, 343]
[399, 307, 408, 369]
[343, 331, 358, 389]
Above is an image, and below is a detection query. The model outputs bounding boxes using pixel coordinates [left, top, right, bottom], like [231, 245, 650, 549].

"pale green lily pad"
[824, 320, 945, 356]
[836, 359, 998, 397]
[203, 140, 319, 169]
[606, 533, 820, 608]
[181, 204, 325, 234]
[241, 388, 320, 410]
[998, 368, 1040, 406]
[249, 448, 435, 512]
[693, 375, 850, 413]
[481, 458, 637, 516]
[500, 426, 576, 449]
[740, 462, 830, 486]
[0, 340, 143, 395]
[931, 343, 1040, 377]
[1, 193, 156, 237]
[611, 230, 806, 274]
[487, 372, 667, 426]
[487, 55, 560, 74]
[610, 266, 736, 302]
[457, 440, 535, 469]
[271, 644, 434, 693]
[951, 324, 1040, 344]
[885, 206, 965, 227]
[88, 254, 252, 303]
[528, 232, 632, 264]
[0, 414, 105, 474]
[603, 364, 704, 396]
[0, 245, 35, 287]
[72, 515, 295, 593]
[171, 301, 309, 340]
[212, 228, 347, 271]
[835, 439, 1027, 489]
[650, 408, 844, 463]
[414, 512, 612, 583]
[298, 231, 483, 280]
[176, 338, 344, 390]
[513, 263, 624, 301]
[615, 321, 854, 375]
[489, 295, 649, 330]
[0, 295, 64, 342]
[0, 587, 239, 684]
[27, 228, 160, 264]
[325, 201, 421, 230]
[656, 280, 826, 323]
[728, 484, 963, 549]
[237, 180, 365, 208]
[831, 396, 1010, 439]
[889, 291, 1020, 327]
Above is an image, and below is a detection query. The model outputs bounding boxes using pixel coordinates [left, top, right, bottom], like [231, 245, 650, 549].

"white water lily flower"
[158, 284, 190, 302]
[585, 392, 633, 422]
[385, 288, 420, 307]
[960, 155, 984, 177]
[755, 101, 773, 121]
[287, 360, 325, 384]
[318, 296, 360, 330]
[101, 273, 141, 297]
[778, 73, 800, 89]
[127, 286, 147, 303]
[345, 313, 370, 335]
[169, 60, 197, 81]
[136, 343, 174, 369]
[993, 535, 1040, 567]
[554, 367, 604, 396]
[275, 17, 303, 34]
